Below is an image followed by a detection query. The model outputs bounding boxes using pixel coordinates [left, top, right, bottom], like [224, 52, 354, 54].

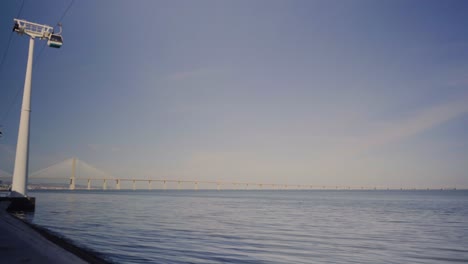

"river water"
[27, 190, 468, 264]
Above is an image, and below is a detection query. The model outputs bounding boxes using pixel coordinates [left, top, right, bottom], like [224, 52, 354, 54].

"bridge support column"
[116, 179, 121, 190]
[69, 157, 76, 190]
[87, 179, 91, 190]
[69, 178, 75, 190]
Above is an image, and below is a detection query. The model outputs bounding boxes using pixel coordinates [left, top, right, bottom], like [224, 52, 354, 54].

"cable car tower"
[10, 19, 63, 198]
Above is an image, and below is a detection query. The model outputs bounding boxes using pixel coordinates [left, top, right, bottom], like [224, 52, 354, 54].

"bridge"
[2, 157, 432, 191]
[0, 158, 338, 191]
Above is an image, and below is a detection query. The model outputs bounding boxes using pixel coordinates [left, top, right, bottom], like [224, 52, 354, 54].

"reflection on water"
[29, 190, 468, 264]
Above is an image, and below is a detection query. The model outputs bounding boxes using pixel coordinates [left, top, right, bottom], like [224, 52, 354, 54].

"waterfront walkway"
[0, 201, 89, 264]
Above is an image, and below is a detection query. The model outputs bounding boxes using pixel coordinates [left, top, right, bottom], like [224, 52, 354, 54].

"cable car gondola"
[48, 34, 63, 48]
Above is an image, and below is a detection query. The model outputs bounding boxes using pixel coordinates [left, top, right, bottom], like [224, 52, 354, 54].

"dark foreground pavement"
[0, 201, 109, 264]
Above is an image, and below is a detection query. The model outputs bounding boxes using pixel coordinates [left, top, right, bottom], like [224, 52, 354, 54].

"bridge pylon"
[69, 157, 76, 190]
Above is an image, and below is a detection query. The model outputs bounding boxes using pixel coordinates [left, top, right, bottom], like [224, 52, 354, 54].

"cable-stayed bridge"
[1, 158, 115, 190]
[2, 158, 450, 191]
[0, 157, 337, 191]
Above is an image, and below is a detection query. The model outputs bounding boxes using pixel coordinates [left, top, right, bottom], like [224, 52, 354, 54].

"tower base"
[0, 196, 36, 212]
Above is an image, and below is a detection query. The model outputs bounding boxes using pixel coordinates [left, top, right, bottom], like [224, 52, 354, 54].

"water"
[26, 190, 468, 264]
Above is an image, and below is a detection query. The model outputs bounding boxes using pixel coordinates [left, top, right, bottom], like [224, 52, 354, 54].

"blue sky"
[1, 0, 467, 188]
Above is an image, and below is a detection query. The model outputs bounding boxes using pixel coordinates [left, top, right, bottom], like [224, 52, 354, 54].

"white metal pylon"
[10, 19, 63, 197]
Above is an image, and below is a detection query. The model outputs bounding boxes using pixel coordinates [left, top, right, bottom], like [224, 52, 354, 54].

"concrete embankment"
[0, 201, 110, 264]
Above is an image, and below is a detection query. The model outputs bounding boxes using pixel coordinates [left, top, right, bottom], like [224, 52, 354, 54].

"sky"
[1, 0, 467, 188]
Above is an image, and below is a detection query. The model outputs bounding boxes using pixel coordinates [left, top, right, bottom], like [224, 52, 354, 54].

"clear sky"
[1, 0, 467, 188]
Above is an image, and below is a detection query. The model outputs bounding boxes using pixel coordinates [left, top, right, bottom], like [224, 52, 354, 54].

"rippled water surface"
[28, 190, 468, 263]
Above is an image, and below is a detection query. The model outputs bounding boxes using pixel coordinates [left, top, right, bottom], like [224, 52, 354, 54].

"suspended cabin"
[48, 34, 63, 48]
